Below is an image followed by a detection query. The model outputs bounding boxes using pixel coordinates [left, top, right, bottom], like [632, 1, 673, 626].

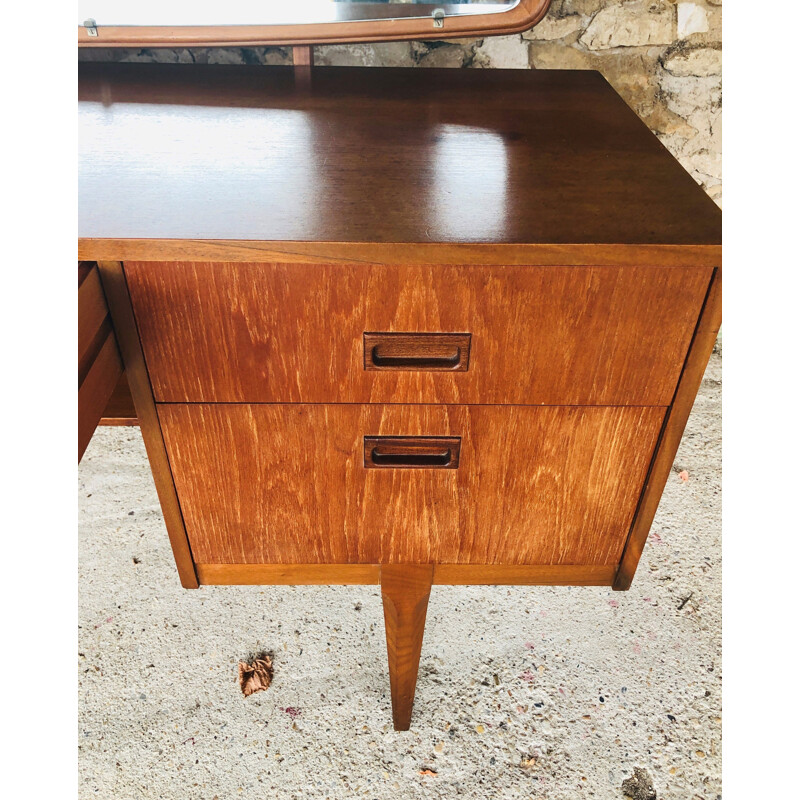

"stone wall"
[79, 0, 721, 203]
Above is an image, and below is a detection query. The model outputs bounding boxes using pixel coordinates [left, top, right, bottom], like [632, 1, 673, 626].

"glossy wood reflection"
[79, 64, 721, 247]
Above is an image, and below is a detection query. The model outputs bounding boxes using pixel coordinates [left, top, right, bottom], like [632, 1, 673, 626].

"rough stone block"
[663, 46, 721, 77]
[412, 42, 469, 68]
[472, 35, 531, 69]
[315, 42, 414, 68]
[677, 2, 710, 38]
[660, 72, 722, 118]
[523, 14, 585, 41]
[580, 1, 676, 50]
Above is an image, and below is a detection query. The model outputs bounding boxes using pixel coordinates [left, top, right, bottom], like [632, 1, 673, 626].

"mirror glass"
[79, 1, 520, 28]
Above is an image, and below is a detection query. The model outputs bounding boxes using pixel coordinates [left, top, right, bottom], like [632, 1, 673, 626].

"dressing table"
[78, 2, 721, 731]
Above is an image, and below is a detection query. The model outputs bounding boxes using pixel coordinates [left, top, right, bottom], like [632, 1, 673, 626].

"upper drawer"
[126, 261, 712, 405]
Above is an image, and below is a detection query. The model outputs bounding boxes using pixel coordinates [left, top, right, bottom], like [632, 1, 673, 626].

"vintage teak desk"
[78, 63, 721, 730]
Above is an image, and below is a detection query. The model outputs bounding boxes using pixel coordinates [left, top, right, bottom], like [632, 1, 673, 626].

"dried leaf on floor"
[238, 653, 274, 697]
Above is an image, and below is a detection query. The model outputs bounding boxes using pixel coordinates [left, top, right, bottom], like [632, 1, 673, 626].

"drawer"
[159, 403, 664, 567]
[127, 261, 712, 405]
[79, 262, 123, 461]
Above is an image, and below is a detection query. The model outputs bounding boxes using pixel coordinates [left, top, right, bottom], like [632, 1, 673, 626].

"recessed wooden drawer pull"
[364, 436, 461, 469]
[364, 332, 471, 371]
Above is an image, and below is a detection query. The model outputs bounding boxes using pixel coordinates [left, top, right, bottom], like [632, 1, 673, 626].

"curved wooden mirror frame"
[78, 0, 551, 48]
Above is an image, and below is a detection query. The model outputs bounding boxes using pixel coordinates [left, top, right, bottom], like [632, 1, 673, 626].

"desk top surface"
[79, 63, 720, 247]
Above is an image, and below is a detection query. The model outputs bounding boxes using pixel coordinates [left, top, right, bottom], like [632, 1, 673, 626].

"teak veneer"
[79, 63, 721, 730]
[159, 403, 663, 566]
[78, 262, 123, 460]
[125, 261, 710, 406]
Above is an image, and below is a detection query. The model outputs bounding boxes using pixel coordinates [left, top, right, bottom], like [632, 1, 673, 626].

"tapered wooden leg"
[381, 564, 434, 731]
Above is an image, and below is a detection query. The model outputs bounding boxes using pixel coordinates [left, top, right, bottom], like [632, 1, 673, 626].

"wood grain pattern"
[79, 261, 124, 459]
[614, 268, 722, 590]
[433, 564, 615, 585]
[77, 1, 551, 48]
[96, 261, 199, 588]
[79, 240, 721, 268]
[158, 403, 664, 566]
[79, 65, 721, 247]
[78, 265, 110, 379]
[381, 564, 434, 730]
[196, 563, 381, 585]
[194, 563, 615, 586]
[78, 331, 123, 461]
[126, 261, 710, 406]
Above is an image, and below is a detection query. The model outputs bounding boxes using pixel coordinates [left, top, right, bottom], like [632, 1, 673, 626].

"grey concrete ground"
[78, 347, 721, 800]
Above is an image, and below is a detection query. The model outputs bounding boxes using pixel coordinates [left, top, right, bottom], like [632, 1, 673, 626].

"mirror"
[79, 2, 519, 28]
[78, 0, 550, 47]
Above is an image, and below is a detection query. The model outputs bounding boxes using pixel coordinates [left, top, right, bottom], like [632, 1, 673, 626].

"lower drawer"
[158, 404, 664, 567]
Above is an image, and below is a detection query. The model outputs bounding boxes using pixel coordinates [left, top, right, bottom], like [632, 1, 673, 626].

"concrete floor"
[78, 348, 721, 800]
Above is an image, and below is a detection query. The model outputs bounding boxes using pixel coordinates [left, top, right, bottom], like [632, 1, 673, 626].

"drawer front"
[127, 261, 711, 405]
[159, 403, 664, 567]
[79, 262, 124, 461]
